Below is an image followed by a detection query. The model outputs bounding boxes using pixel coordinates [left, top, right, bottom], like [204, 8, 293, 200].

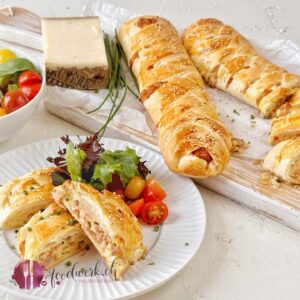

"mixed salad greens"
[48, 134, 169, 225]
[0, 49, 42, 116]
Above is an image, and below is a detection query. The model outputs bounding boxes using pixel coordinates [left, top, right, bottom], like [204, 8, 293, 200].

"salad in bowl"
[0, 47, 44, 141]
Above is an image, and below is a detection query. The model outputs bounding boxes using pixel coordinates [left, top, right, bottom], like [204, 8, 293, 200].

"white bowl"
[0, 46, 45, 142]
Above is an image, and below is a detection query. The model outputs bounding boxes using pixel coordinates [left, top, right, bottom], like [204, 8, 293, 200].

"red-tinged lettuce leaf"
[51, 170, 70, 186]
[105, 173, 124, 194]
[47, 135, 71, 171]
[137, 161, 150, 179]
[77, 133, 104, 181]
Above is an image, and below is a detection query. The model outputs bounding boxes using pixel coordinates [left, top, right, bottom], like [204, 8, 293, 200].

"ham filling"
[193, 147, 213, 163]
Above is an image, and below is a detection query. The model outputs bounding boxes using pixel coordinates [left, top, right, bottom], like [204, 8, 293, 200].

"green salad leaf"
[0, 57, 37, 77]
[8, 84, 18, 91]
[66, 142, 86, 181]
[93, 163, 122, 186]
[92, 147, 140, 186]
[0, 76, 10, 88]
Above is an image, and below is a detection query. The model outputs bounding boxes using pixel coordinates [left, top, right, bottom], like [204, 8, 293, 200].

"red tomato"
[18, 70, 42, 87]
[128, 198, 144, 217]
[142, 184, 159, 202]
[20, 83, 41, 100]
[2, 90, 29, 113]
[142, 177, 167, 202]
[141, 201, 168, 225]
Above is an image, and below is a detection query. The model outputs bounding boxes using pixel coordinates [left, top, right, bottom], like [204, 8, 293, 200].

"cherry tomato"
[18, 70, 42, 87]
[0, 49, 16, 63]
[124, 176, 146, 200]
[142, 184, 159, 202]
[20, 83, 41, 100]
[128, 198, 144, 217]
[2, 90, 29, 113]
[142, 177, 167, 202]
[141, 201, 168, 225]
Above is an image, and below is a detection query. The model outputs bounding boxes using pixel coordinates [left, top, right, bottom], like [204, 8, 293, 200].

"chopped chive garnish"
[66, 261, 72, 267]
[233, 109, 240, 115]
[23, 190, 28, 195]
[250, 114, 255, 119]
[185, 242, 189, 246]
[67, 219, 76, 225]
[27, 227, 32, 232]
[14, 229, 19, 234]
[148, 262, 155, 265]
[153, 225, 160, 232]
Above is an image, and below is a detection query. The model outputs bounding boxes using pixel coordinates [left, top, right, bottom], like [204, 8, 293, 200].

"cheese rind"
[42, 17, 109, 90]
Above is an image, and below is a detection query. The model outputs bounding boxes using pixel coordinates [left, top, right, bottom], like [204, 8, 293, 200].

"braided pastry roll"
[263, 138, 300, 184]
[183, 18, 300, 118]
[269, 90, 300, 144]
[118, 16, 232, 178]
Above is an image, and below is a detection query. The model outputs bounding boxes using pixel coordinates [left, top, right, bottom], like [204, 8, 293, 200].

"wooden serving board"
[2, 6, 300, 231]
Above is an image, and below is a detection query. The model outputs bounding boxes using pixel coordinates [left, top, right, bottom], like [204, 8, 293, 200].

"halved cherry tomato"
[2, 90, 29, 113]
[20, 83, 41, 100]
[142, 184, 158, 202]
[142, 177, 167, 202]
[18, 70, 42, 87]
[141, 201, 168, 225]
[129, 198, 144, 217]
[124, 176, 146, 200]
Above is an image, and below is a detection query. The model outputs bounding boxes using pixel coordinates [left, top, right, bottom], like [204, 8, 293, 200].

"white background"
[1, 0, 300, 299]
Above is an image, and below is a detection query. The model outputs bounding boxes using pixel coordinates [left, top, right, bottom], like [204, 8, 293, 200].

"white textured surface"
[1, 0, 300, 299]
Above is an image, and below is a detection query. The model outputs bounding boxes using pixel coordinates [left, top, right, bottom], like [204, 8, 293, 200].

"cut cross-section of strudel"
[0, 168, 55, 229]
[52, 180, 147, 280]
[16, 203, 91, 270]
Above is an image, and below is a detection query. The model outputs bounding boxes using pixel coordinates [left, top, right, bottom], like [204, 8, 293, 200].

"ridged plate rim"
[0, 137, 206, 300]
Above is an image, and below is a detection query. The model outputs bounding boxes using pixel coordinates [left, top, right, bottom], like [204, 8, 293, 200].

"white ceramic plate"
[0, 137, 206, 300]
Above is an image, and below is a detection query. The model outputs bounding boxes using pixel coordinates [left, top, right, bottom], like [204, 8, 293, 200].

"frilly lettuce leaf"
[66, 142, 87, 181]
[92, 147, 140, 186]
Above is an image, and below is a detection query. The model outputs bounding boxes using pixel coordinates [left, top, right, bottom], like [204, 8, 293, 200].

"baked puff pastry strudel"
[269, 90, 300, 144]
[183, 18, 300, 118]
[16, 203, 91, 270]
[263, 138, 300, 184]
[118, 16, 232, 178]
[0, 168, 55, 228]
[52, 180, 147, 280]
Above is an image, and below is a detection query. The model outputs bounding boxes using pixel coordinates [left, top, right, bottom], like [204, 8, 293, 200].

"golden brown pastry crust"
[118, 16, 232, 178]
[0, 168, 55, 228]
[183, 18, 300, 118]
[52, 181, 147, 280]
[269, 90, 300, 144]
[263, 138, 300, 184]
[16, 203, 91, 270]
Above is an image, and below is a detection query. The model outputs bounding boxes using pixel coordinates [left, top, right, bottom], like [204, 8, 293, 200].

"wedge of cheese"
[41, 17, 109, 90]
